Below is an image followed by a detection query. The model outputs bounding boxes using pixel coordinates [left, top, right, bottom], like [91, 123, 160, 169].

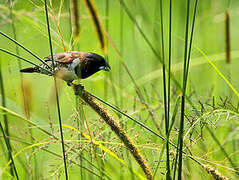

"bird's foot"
[66, 81, 84, 88]
[71, 83, 84, 95]
[67, 81, 74, 86]
[73, 79, 81, 85]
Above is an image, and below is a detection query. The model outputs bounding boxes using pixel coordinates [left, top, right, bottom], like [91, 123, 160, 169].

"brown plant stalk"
[71, 0, 80, 38]
[84, 0, 106, 53]
[73, 84, 153, 180]
[225, 9, 231, 64]
[203, 165, 228, 180]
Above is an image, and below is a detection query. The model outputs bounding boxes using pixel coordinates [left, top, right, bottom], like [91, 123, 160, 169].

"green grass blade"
[0, 67, 19, 179]
[0, 48, 52, 74]
[0, 31, 52, 70]
[153, 96, 180, 179]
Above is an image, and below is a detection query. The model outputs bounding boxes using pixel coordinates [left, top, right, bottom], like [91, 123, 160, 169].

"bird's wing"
[45, 51, 86, 64]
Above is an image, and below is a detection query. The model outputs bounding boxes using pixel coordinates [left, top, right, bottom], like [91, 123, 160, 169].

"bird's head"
[86, 53, 111, 71]
[80, 52, 111, 79]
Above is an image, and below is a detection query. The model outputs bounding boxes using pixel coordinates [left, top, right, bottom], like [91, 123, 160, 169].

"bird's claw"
[66, 81, 84, 89]
[67, 81, 74, 86]
[70, 83, 84, 95]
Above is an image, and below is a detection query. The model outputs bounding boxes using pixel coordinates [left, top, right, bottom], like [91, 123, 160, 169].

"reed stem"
[0, 61, 19, 179]
[44, 1, 68, 179]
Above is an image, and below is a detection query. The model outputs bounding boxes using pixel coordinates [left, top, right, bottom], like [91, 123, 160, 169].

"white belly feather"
[55, 58, 80, 81]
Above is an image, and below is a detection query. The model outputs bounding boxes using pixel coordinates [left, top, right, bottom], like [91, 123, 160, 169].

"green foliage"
[0, 0, 238, 179]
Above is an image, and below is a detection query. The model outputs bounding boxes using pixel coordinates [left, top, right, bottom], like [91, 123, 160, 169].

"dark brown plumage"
[20, 51, 110, 85]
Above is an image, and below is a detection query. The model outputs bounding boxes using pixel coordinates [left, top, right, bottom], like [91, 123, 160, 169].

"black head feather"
[80, 53, 111, 79]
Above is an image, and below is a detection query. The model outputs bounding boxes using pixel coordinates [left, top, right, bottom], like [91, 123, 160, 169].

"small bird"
[20, 51, 111, 85]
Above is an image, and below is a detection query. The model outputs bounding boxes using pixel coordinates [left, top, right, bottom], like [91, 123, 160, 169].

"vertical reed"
[0, 56, 19, 179]
[119, 2, 124, 107]
[177, 0, 198, 179]
[225, 9, 231, 64]
[43, 1, 68, 179]
[69, 1, 86, 177]
[9, 0, 38, 177]
[166, 0, 172, 178]
[104, 0, 109, 100]
[71, 0, 80, 39]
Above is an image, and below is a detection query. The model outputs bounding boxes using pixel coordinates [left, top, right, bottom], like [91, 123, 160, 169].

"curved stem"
[73, 84, 153, 180]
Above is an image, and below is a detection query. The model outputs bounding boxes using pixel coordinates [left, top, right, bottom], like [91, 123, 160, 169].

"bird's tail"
[20, 67, 38, 73]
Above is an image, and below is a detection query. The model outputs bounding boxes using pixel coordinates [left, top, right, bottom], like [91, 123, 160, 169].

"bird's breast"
[55, 67, 78, 81]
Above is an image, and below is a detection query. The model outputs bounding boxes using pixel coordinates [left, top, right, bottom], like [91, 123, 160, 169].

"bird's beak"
[105, 61, 111, 71]
[99, 62, 111, 71]
[104, 64, 111, 71]
[99, 66, 111, 71]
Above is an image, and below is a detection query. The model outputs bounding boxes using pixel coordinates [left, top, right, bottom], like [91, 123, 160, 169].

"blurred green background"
[0, 0, 238, 179]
